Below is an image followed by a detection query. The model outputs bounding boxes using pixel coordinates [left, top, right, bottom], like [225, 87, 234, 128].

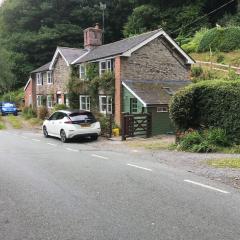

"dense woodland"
[0, 0, 238, 93]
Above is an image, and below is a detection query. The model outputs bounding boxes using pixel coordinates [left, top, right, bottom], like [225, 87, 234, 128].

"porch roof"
[122, 79, 190, 106]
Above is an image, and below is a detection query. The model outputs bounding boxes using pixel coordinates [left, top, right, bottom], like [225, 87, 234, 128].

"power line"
[170, 0, 236, 35]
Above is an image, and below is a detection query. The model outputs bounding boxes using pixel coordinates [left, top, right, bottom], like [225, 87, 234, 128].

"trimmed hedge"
[169, 80, 240, 143]
[198, 27, 240, 52]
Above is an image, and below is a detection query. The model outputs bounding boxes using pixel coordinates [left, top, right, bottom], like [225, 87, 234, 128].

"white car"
[42, 110, 101, 142]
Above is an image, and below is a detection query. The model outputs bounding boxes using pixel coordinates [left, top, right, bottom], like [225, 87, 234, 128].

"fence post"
[109, 114, 112, 139]
[146, 113, 152, 138]
[121, 112, 126, 141]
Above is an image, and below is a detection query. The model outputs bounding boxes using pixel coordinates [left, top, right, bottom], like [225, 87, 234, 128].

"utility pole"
[100, 2, 106, 44]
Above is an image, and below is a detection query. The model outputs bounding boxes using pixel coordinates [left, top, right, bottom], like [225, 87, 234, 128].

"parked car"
[1, 102, 18, 116]
[42, 110, 101, 142]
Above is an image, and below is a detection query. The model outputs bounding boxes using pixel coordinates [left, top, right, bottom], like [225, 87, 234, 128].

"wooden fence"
[195, 60, 240, 75]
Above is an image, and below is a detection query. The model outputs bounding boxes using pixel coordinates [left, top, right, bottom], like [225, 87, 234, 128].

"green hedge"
[169, 80, 240, 143]
[198, 27, 240, 52]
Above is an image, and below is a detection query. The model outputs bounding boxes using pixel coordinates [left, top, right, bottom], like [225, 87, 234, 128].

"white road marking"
[66, 148, 79, 152]
[47, 143, 57, 147]
[21, 136, 27, 139]
[91, 154, 109, 160]
[127, 164, 153, 172]
[32, 139, 41, 142]
[184, 179, 230, 194]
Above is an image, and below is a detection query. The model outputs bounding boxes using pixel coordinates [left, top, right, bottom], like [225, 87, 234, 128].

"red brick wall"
[24, 78, 36, 108]
[114, 56, 122, 126]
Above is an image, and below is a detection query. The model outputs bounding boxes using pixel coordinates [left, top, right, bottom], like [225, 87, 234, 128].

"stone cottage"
[24, 24, 194, 135]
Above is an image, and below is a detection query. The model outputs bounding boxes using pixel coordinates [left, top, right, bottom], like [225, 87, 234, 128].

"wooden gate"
[121, 113, 152, 140]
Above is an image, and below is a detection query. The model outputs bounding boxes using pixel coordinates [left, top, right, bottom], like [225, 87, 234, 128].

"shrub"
[170, 80, 240, 143]
[216, 54, 225, 63]
[38, 106, 49, 120]
[191, 66, 203, 78]
[22, 106, 37, 119]
[53, 104, 69, 111]
[177, 129, 229, 153]
[198, 27, 240, 52]
[181, 28, 208, 53]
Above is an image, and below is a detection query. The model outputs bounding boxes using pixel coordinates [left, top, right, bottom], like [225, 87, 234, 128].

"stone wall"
[35, 55, 71, 105]
[121, 37, 191, 81]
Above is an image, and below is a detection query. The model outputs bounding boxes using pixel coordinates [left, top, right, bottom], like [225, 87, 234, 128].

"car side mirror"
[45, 117, 50, 120]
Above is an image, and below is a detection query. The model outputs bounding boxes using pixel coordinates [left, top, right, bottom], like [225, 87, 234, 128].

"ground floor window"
[47, 95, 53, 108]
[99, 96, 112, 114]
[80, 95, 90, 111]
[157, 106, 168, 112]
[130, 98, 138, 113]
[36, 95, 43, 107]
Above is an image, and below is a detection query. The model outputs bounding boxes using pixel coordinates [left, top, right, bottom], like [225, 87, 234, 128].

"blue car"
[1, 102, 18, 116]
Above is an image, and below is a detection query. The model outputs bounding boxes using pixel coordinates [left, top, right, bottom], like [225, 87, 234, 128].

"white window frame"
[131, 98, 138, 113]
[36, 95, 43, 107]
[99, 59, 112, 76]
[79, 64, 86, 80]
[79, 95, 91, 111]
[36, 73, 43, 85]
[99, 96, 112, 114]
[157, 106, 168, 112]
[47, 71, 53, 84]
[47, 95, 53, 108]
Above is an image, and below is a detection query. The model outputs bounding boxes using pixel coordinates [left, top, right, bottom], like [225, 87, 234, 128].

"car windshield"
[69, 112, 96, 123]
[3, 103, 15, 108]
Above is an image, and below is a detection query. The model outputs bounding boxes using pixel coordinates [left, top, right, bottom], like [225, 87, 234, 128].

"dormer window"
[47, 71, 53, 84]
[79, 64, 86, 80]
[99, 59, 112, 76]
[36, 73, 43, 85]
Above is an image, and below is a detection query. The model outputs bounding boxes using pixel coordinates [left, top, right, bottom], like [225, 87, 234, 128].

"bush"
[191, 66, 203, 78]
[22, 106, 37, 119]
[198, 27, 240, 52]
[38, 106, 49, 120]
[53, 104, 69, 111]
[177, 129, 229, 153]
[170, 80, 240, 143]
[181, 28, 208, 53]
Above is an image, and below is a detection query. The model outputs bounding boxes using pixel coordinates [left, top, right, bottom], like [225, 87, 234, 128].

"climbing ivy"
[67, 63, 115, 112]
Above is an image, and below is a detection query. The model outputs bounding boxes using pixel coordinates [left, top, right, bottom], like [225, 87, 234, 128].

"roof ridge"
[57, 46, 83, 51]
[96, 28, 162, 49]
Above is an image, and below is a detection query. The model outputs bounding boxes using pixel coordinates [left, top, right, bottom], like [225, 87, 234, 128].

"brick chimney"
[84, 23, 102, 49]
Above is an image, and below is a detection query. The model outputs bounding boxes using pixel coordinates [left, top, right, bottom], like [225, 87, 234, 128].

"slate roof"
[122, 79, 190, 106]
[31, 62, 51, 73]
[58, 47, 87, 64]
[75, 29, 161, 64]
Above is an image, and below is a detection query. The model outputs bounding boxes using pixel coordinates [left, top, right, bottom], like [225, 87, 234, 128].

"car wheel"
[60, 130, 68, 143]
[91, 135, 98, 141]
[14, 113, 18, 116]
[43, 126, 49, 138]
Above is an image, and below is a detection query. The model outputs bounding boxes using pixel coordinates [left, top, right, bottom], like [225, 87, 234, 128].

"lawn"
[207, 158, 240, 168]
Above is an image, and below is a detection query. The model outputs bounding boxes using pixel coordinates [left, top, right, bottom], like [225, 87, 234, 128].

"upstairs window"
[99, 59, 112, 75]
[36, 73, 43, 85]
[99, 96, 112, 114]
[47, 71, 53, 84]
[79, 64, 86, 80]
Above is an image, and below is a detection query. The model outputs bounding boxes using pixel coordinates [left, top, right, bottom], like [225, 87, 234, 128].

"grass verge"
[207, 158, 240, 169]
[0, 116, 6, 130]
[7, 115, 23, 129]
[126, 137, 175, 150]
